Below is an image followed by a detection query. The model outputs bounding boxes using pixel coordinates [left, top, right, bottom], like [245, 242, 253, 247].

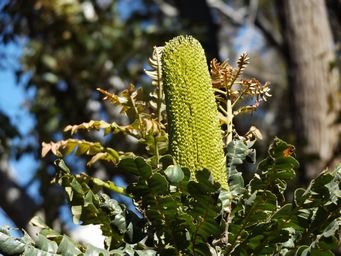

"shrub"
[1, 36, 339, 256]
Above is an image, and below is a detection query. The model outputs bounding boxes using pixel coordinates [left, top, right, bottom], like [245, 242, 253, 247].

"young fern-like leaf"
[97, 83, 167, 162]
[41, 139, 121, 166]
[97, 85, 145, 121]
[210, 53, 271, 144]
[236, 53, 250, 75]
[210, 58, 237, 90]
[144, 46, 164, 88]
[64, 120, 123, 135]
[144, 46, 165, 122]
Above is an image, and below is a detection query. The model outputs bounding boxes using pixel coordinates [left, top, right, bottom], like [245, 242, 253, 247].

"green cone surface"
[162, 35, 227, 188]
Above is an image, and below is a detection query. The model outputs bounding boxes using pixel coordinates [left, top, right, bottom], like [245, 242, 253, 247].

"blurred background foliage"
[0, 0, 340, 241]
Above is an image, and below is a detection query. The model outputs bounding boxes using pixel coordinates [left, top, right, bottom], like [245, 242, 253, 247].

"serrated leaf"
[148, 173, 169, 195]
[43, 139, 120, 166]
[293, 187, 306, 206]
[246, 234, 264, 250]
[118, 157, 152, 178]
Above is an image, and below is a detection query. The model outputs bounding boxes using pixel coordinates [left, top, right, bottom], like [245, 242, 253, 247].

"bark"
[277, 0, 340, 180]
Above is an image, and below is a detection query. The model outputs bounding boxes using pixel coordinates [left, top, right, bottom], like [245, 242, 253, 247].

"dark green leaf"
[148, 173, 169, 195]
[118, 157, 152, 179]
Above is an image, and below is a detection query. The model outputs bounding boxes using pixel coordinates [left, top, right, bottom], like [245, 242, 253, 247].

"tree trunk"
[278, 0, 340, 180]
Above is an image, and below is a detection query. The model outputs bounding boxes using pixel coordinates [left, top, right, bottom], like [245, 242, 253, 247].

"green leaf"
[187, 169, 220, 195]
[226, 140, 254, 196]
[310, 248, 334, 256]
[159, 155, 175, 169]
[148, 173, 169, 195]
[54, 159, 70, 173]
[52, 161, 146, 249]
[57, 236, 82, 256]
[0, 228, 26, 255]
[246, 234, 264, 250]
[0, 226, 88, 256]
[272, 204, 292, 220]
[35, 234, 58, 253]
[250, 138, 299, 199]
[293, 187, 306, 206]
[322, 219, 340, 238]
[118, 157, 152, 178]
[84, 244, 110, 256]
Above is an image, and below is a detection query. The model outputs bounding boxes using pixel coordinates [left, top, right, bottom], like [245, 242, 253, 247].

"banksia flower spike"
[162, 35, 228, 189]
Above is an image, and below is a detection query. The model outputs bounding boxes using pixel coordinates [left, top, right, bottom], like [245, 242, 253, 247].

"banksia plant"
[162, 35, 228, 189]
[2, 36, 340, 256]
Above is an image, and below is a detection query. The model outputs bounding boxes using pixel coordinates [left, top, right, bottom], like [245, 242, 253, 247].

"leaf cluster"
[3, 155, 225, 255]
[0, 216, 154, 256]
[1, 41, 340, 256]
[42, 83, 168, 169]
[120, 156, 225, 255]
[2, 138, 340, 255]
[211, 53, 271, 144]
[224, 138, 341, 255]
[211, 54, 271, 111]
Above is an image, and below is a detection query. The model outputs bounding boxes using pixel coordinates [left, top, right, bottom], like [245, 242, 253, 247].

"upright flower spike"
[162, 35, 228, 189]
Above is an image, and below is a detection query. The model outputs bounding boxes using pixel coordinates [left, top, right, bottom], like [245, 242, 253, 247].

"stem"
[155, 47, 163, 164]
[231, 85, 249, 109]
[154, 135, 160, 166]
[155, 46, 163, 123]
[214, 88, 227, 95]
[226, 99, 233, 145]
[227, 64, 242, 89]
[219, 105, 228, 116]
[130, 95, 143, 124]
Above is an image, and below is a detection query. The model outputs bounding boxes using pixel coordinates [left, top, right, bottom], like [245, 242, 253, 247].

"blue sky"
[0, 42, 39, 227]
[0, 0, 141, 232]
[0, 42, 133, 231]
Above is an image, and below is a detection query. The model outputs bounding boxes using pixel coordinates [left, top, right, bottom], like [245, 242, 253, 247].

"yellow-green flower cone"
[162, 35, 228, 189]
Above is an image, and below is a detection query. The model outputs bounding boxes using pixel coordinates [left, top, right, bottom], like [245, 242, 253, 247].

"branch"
[247, 0, 259, 24]
[207, 0, 283, 53]
[152, 0, 178, 17]
[207, 0, 247, 26]
[244, 66, 282, 83]
[0, 159, 38, 229]
[254, 13, 283, 51]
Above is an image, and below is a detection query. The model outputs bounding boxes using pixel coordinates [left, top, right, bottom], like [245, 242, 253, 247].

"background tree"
[0, 0, 339, 237]
[277, 0, 340, 181]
